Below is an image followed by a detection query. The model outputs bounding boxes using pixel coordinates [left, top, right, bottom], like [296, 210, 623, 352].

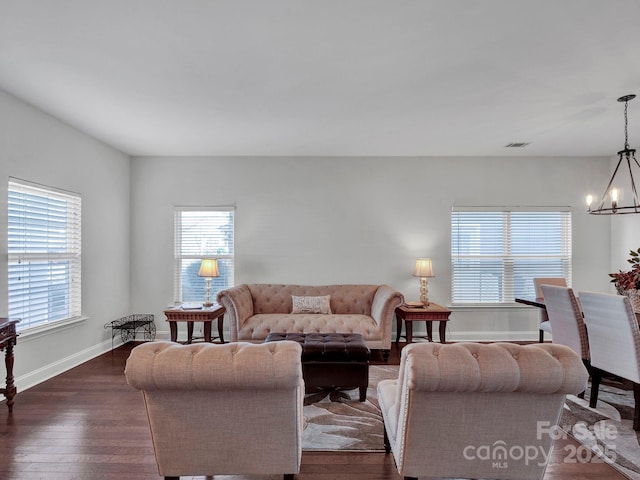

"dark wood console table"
[0, 318, 19, 413]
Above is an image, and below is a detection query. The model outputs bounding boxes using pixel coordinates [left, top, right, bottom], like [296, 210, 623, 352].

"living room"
[1, 1, 640, 478]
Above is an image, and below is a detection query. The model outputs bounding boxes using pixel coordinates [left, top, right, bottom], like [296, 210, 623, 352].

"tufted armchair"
[378, 342, 588, 480]
[124, 341, 304, 480]
[217, 284, 404, 358]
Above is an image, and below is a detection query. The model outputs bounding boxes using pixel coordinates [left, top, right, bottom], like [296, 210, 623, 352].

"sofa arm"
[217, 284, 254, 343]
[371, 285, 404, 327]
[371, 285, 404, 349]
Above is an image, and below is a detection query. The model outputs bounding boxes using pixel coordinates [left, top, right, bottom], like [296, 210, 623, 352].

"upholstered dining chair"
[378, 342, 588, 480]
[125, 341, 304, 480]
[540, 284, 591, 397]
[533, 277, 568, 342]
[579, 291, 640, 431]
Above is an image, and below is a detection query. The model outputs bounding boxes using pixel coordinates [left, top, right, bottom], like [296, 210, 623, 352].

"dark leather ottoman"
[264, 332, 370, 401]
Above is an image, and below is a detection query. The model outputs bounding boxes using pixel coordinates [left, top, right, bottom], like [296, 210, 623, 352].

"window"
[174, 206, 234, 304]
[451, 207, 571, 304]
[8, 178, 82, 331]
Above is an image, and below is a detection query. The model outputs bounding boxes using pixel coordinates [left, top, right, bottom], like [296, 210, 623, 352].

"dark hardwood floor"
[0, 341, 627, 480]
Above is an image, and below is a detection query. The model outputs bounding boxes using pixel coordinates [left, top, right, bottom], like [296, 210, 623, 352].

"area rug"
[561, 382, 640, 480]
[301, 364, 397, 451]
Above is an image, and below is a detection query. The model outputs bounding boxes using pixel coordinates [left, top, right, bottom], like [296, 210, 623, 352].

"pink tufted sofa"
[217, 284, 404, 357]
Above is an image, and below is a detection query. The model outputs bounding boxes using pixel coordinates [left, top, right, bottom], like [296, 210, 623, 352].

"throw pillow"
[291, 295, 332, 314]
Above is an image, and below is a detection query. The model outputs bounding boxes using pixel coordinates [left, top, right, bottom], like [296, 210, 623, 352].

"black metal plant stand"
[104, 314, 156, 350]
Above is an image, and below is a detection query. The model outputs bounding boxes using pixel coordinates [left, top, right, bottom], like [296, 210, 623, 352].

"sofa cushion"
[291, 295, 332, 314]
[238, 313, 382, 342]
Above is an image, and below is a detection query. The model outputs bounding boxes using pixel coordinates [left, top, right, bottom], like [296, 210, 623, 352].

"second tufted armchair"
[378, 342, 588, 480]
[125, 341, 304, 480]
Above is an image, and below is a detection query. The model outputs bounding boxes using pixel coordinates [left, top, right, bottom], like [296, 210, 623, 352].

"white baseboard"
[16, 338, 117, 393]
[447, 330, 541, 342]
[405, 328, 541, 343]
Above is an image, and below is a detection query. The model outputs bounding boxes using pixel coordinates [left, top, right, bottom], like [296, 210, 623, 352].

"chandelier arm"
[626, 153, 640, 209]
[595, 155, 624, 211]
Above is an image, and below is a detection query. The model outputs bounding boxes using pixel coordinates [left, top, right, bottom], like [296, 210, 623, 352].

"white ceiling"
[2, 0, 640, 157]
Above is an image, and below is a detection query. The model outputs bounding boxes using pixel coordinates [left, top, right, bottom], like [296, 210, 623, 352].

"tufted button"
[512, 354, 518, 360]
[472, 353, 478, 358]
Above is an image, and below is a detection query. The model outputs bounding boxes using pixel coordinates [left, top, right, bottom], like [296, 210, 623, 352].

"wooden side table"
[395, 303, 451, 344]
[164, 304, 225, 344]
[0, 318, 19, 413]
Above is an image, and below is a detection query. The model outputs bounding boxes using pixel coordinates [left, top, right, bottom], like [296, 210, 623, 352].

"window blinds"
[8, 178, 82, 329]
[451, 208, 571, 304]
[173, 206, 235, 304]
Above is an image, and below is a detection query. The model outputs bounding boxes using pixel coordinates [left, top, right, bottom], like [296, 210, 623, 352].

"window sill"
[448, 303, 531, 310]
[18, 316, 89, 342]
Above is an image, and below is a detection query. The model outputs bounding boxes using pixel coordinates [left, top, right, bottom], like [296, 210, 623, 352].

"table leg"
[217, 315, 225, 343]
[4, 340, 16, 414]
[395, 315, 403, 343]
[204, 321, 212, 343]
[426, 321, 433, 342]
[406, 321, 413, 344]
[187, 322, 194, 344]
[439, 321, 446, 343]
[169, 322, 178, 343]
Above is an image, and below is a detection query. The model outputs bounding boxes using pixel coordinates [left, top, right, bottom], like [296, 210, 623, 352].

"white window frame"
[8, 178, 82, 331]
[451, 206, 572, 305]
[173, 206, 235, 304]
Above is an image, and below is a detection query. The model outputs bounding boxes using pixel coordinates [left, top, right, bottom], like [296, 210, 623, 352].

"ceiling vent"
[504, 142, 531, 148]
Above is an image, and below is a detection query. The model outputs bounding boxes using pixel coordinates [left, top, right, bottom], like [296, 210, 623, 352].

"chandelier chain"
[625, 99, 630, 150]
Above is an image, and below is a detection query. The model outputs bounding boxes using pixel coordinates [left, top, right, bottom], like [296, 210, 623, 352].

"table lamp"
[412, 258, 434, 306]
[198, 259, 219, 307]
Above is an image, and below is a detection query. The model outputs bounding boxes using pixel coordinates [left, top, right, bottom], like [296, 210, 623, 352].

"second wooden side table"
[395, 303, 451, 344]
[164, 304, 225, 344]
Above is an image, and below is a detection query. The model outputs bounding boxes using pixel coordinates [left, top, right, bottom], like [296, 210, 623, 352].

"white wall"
[0, 85, 622, 390]
[130, 155, 612, 342]
[0, 90, 131, 390]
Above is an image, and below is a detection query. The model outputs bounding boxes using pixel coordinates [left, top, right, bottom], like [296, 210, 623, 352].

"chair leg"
[283, 475, 295, 480]
[165, 477, 179, 480]
[539, 328, 544, 343]
[382, 349, 390, 362]
[404, 477, 418, 480]
[578, 359, 592, 399]
[633, 382, 640, 431]
[383, 422, 391, 454]
[589, 367, 602, 409]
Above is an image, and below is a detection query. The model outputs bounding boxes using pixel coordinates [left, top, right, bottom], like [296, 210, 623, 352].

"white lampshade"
[198, 258, 219, 278]
[412, 258, 434, 278]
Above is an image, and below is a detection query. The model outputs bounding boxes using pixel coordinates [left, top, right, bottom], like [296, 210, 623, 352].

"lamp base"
[203, 302, 213, 307]
[419, 278, 430, 307]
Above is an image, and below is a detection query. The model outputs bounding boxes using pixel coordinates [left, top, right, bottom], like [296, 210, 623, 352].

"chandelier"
[587, 94, 640, 215]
